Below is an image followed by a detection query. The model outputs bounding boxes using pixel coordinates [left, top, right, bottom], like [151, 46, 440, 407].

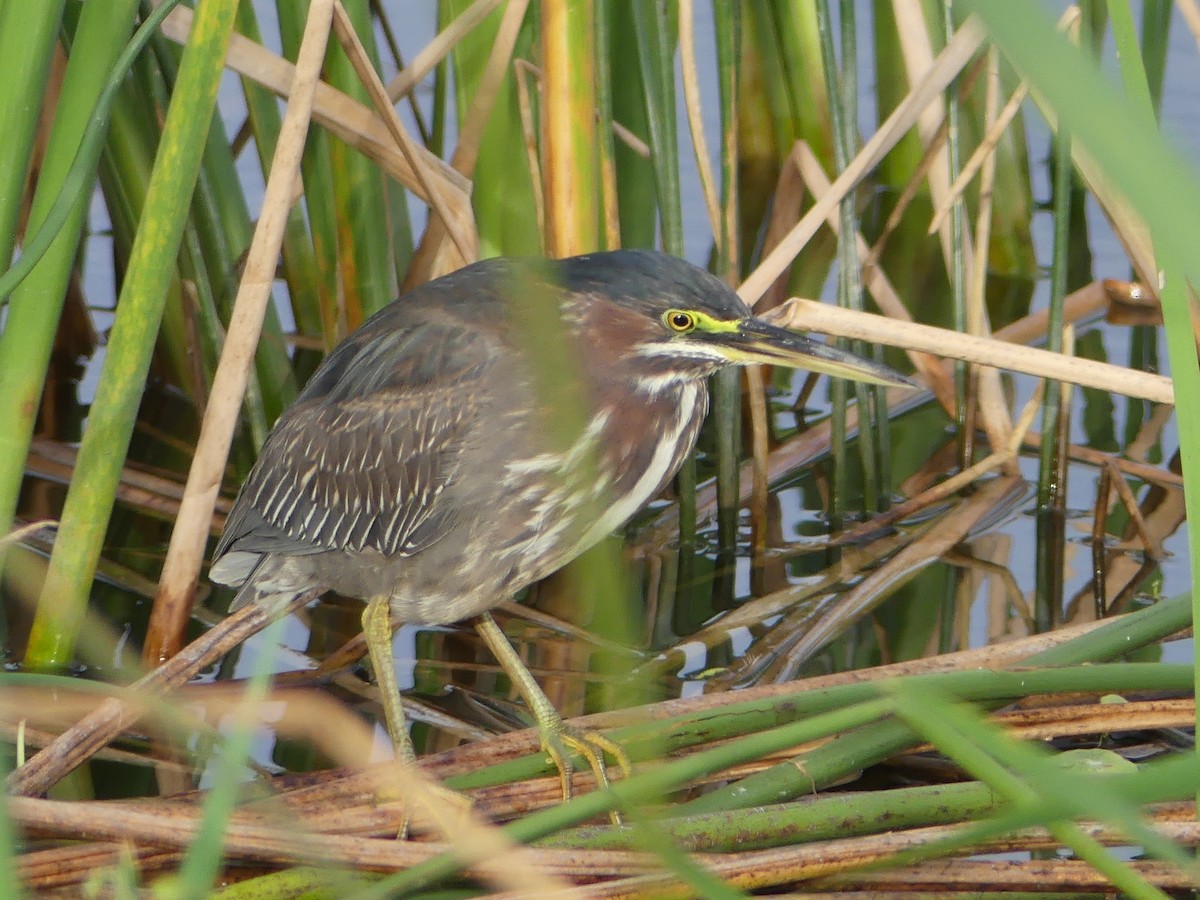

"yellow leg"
[474, 612, 631, 820]
[362, 597, 474, 838]
[362, 595, 415, 765]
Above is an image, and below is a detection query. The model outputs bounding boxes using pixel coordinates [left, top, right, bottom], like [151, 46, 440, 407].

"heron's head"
[556, 250, 912, 393]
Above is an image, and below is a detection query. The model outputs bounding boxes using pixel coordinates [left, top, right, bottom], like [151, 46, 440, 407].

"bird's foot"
[539, 719, 632, 825]
[471, 613, 631, 823]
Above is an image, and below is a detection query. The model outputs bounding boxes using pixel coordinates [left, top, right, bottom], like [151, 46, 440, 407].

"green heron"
[209, 249, 909, 799]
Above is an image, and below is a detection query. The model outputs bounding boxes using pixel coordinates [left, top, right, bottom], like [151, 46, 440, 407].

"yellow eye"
[665, 310, 696, 333]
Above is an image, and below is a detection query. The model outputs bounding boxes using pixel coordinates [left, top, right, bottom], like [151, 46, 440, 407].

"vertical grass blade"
[0, 0, 139, 547]
[753, 0, 839, 300]
[541, 0, 600, 256]
[711, 1, 742, 563]
[235, 0, 325, 382]
[631, 0, 682, 255]
[0, 762, 19, 900]
[820, 0, 880, 519]
[631, 0, 697, 584]
[442, 0, 540, 257]
[25, 0, 241, 669]
[1033, 78, 1072, 631]
[1139, 0, 1171, 115]
[324, 0, 395, 323]
[606, 2, 656, 248]
[594, 0, 620, 248]
[278, 0, 341, 347]
[144, 25, 295, 446]
[145, 0, 334, 667]
[0, 2, 65, 269]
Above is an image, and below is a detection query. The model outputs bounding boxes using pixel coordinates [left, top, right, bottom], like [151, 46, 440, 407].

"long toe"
[472, 614, 632, 822]
[540, 720, 632, 825]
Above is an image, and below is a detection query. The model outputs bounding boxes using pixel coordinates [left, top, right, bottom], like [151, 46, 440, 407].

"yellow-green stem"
[25, 0, 240, 668]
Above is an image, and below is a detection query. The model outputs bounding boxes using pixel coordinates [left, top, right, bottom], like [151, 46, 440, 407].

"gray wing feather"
[249, 389, 469, 555]
[215, 319, 495, 565]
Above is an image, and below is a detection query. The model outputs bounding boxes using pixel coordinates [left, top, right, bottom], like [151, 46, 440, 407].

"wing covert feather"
[217, 320, 498, 560]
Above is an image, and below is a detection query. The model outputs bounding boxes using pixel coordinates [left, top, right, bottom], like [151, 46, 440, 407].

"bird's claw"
[540, 722, 632, 825]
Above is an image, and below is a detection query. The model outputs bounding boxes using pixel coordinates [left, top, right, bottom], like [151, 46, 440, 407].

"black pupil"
[672, 313, 691, 329]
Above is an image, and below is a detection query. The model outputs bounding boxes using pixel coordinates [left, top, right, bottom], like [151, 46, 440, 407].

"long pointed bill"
[722, 318, 915, 388]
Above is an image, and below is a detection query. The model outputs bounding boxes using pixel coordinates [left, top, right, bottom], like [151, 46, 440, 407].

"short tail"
[212, 552, 324, 615]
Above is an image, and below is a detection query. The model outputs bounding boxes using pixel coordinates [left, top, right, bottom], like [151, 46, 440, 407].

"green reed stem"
[632, 0, 696, 586]
[1033, 95, 1071, 631]
[632, 0, 682, 256]
[671, 664, 1191, 818]
[278, 1, 341, 348]
[815, 0, 850, 522]
[0, 742, 19, 899]
[1139, 0, 1171, 117]
[840, 0, 880, 512]
[383, 699, 894, 897]
[25, 0, 240, 669]
[0, 0, 143, 554]
[1099, 0, 1200, 786]
[888, 690, 1179, 899]
[594, 0, 619, 250]
[539, 776, 1004, 851]
[235, 0, 325, 385]
[941, 0, 969, 473]
[0, 1, 65, 271]
[450, 654, 1191, 797]
[325, 0, 395, 325]
[418, 656, 1190, 893]
[712, 0, 742, 560]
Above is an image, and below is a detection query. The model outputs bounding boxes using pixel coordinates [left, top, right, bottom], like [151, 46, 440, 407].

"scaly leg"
[362, 594, 416, 764]
[362, 596, 473, 838]
[362, 595, 414, 837]
[474, 612, 631, 820]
